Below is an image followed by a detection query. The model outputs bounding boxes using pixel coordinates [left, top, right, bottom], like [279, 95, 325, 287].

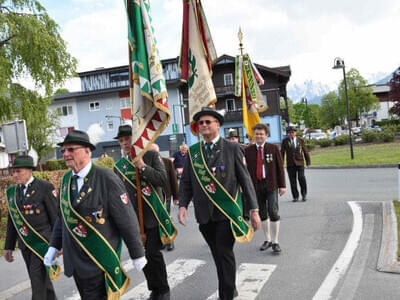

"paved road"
[1, 168, 399, 299]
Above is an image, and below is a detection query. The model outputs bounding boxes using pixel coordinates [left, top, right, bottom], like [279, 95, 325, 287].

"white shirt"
[72, 161, 92, 192]
[205, 135, 220, 150]
[291, 137, 297, 148]
[22, 176, 34, 195]
[255, 142, 266, 178]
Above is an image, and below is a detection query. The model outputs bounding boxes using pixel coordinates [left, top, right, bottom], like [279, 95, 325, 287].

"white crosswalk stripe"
[122, 258, 206, 300]
[206, 263, 277, 300]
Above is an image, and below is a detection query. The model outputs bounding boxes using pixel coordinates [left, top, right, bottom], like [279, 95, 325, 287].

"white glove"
[44, 246, 58, 266]
[132, 256, 147, 271]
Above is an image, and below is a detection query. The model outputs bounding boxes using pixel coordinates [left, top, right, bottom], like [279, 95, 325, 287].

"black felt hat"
[57, 130, 96, 150]
[228, 130, 238, 138]
[12, 155, 35, 169]
[288, 126, 297, 132]
[193, 107, 224, 125]
[113, 125, 132, 139]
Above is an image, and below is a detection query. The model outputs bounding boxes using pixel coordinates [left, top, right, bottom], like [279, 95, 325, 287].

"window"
[263, 94, 268, 105]
[120, 97, 130, 109]
[57, 105, 73, 116]
[224, 127, 244, 143]
[224, 73, 233, 86]
[107, 120, 114, 131]
[89, 101, 100, 111]
[226, 99, 236, 112]
[109, 71, 129, 83]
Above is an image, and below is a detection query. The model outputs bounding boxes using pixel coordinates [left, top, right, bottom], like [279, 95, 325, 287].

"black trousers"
[287, 166, 307, 199]
[73, 271, 106, 300]
[255, 182, 280, 222]
[143, 226, 170, 294]
[21, 248, 57, 300]
[199, 220, 236, 300]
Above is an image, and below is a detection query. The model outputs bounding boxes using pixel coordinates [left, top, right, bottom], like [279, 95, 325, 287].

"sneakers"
[259, 241, 272, 251]
[272, 243, 281, 253]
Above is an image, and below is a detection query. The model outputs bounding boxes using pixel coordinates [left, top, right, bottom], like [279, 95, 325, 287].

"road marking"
[206, 263, 277, 300]
[336, 214, 374, 300]
[122, 258, 206, 299]
[312, 201, 363, 300]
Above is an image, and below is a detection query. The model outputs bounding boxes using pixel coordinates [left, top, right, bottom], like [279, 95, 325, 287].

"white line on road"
[207, 263, 277, 300]
[312, 201, 363, 300]
[336, 214, 375, 300]
[122, 258, 206, 300]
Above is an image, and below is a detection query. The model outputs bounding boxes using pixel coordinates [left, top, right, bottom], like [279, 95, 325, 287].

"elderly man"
[245, 123, 286, 253]
[281, 127, 310, 202]
[114, 125, 175, 300]
[44, 130, 146, 300]
[178, 107, 261, 300]
[4, 155, 58, 300]
[171, 144, 188, 178]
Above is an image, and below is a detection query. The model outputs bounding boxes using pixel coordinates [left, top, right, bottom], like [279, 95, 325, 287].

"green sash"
[114, 157, 177, 245]
[60, 171, 129, 299]
[6, 186, 61, 280]
[188, 142, 254, 243]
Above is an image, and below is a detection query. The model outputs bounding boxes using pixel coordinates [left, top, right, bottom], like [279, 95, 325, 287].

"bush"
[378, 130, 395, 142]
[296, 130, 303, 138]
[375, 119, 400, 127]
[46, 159, 67, 171]
[317, 138, 331, 147]
[381, 125, 397, 133]
[362, 130, 379, 143]
[333, 134, 349, 146]
[397, 124, 400, 133]
[95, 156, 115, 170]
[33, 171, 51, 181]
[305, 139, 316, 151]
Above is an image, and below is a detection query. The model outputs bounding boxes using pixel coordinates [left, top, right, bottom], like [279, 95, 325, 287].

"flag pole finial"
[238, 27, 244, 56]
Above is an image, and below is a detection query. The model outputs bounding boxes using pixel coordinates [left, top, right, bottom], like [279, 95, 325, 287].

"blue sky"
[36, 0, 400, 94]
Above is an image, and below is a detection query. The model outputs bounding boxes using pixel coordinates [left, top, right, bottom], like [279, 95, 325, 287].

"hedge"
[317, 138, 331, 147]
[333, 134, 349, 146]
[46, 159, 67, 171]
[304, 139, 316, 151]
[362, 130, 379, 143]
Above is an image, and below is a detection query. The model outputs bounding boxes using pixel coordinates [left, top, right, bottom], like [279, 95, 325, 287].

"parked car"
[305, 132, 328, 140]
[365, 126, 382, 132]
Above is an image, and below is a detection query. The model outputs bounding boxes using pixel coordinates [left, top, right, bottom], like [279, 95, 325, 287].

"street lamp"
[333, 57, 354, 159]
[301, 97, 310, 139]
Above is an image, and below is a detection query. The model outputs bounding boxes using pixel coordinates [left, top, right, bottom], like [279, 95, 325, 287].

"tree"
[389, 102, 400, 117]
[10, 84, 59, 166]
[338, 68, 379, 126]
[0, 0, 77, 121]
[320, 91, 342, 129]
[389, 67, 400, 102]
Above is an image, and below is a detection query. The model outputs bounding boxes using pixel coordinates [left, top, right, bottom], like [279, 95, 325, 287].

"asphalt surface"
[1, 167, 399, 300]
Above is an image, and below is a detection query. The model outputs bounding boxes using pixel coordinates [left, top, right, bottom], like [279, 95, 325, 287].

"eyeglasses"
[61, 146, 85, 154]
[198, 120, 217, 125]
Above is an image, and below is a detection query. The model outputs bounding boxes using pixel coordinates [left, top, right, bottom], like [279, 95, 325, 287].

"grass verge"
[393, 200, 400, 259]
[310, 141, 400, 166]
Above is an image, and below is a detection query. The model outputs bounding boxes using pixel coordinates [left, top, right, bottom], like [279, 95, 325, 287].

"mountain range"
[287, 72, 392, 105]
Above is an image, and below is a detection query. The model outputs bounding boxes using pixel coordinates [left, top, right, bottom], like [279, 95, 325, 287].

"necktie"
[205, 142, 213, 160]
[291, 138, 296, 150]
[70, 175, 79, 203]
[18, 184, 25, 201]
[257, 146, 263, 180]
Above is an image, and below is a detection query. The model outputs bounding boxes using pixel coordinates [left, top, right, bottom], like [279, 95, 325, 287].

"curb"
[377, 201, 400, 273]
[309, 164, 397, 169]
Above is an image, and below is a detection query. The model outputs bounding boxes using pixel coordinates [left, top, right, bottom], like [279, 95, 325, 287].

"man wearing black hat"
[44, 130, 146, 299]
[178, 107, 261, 300]
[227, 130, 239, 143]
[113, 125, 172, 300]
[281, 127, 311, 202]
[4, 155, 58, 300]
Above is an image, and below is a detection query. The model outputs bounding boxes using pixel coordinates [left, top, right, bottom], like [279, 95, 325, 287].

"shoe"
[272, 243, 281, 253]
[167, 243, 174, 251]
[260, 241, 272, 251]
[234, 288, 239, 298]
[302, 196, 307, 202]
[157, 291, 170, 300]
[160, 244, 166, 250]
[147, 292, 155, 300]
[293, 198, 298, 202]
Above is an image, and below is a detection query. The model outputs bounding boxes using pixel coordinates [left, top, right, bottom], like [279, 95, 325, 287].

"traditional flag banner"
[236, 53, 269, 139]
[179, 0, 217, 135]
[125, 0, 170, 162]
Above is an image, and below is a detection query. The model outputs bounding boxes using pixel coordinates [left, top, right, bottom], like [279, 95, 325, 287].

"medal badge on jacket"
[265, 153, 273, 163]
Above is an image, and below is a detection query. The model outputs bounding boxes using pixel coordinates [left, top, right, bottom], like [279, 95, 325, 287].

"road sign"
[172, 123, 178, 134]
[2, 120, 29, 153]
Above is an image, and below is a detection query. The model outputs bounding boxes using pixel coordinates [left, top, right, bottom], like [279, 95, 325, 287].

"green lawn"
[393, 201, 400, 259]
[310, 141, 400, 166]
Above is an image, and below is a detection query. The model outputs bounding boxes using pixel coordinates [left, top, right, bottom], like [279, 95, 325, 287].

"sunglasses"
[198, 120, 217, 125]
[61, 146, 85, 154]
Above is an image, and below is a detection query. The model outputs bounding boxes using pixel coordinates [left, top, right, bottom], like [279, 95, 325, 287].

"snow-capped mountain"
[287, 80, 331, 104]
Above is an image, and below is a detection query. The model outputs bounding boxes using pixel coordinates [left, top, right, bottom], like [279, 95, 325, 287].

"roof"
[213, 54, 291, 78]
